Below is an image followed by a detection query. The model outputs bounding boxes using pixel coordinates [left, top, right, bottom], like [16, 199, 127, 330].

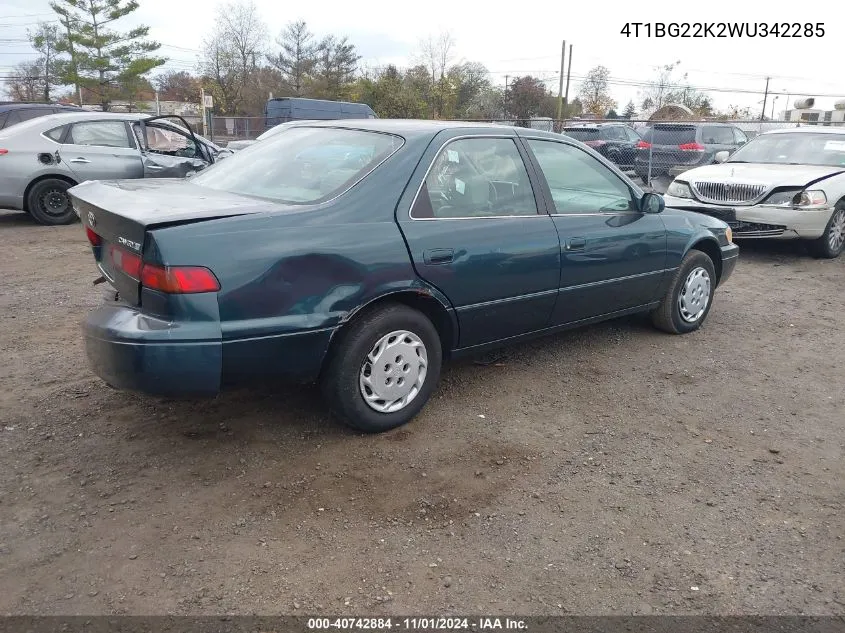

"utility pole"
[556, 40, 566, 122]
[504, 74, 509, 118]
[760, 76, 770, 121]
[563, 44, 573, 111]
[200, 86, 206, 137]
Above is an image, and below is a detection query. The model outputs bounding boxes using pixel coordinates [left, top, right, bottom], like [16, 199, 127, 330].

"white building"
[781, 98, 845, 123]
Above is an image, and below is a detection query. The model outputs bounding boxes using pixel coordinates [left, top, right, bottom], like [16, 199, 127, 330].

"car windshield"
[727, 132, 845, 167]
[563, 128, 600, 141]
[191, 127, 403, 204]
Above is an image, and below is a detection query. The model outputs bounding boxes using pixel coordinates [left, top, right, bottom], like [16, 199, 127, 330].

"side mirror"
[715, 150, 730, 163]
[641, 192, 665, 214]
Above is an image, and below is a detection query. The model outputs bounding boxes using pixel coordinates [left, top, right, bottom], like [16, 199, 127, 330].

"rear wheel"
[651, 249, 716, 334]
[321, 304, 442, 433]
[807, 205, 845, 259]
[26, 178, 78, 225]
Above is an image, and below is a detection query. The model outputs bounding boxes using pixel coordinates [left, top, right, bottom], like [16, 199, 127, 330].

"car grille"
[730, 221, 786, 237]
[692, 181, 767, 204]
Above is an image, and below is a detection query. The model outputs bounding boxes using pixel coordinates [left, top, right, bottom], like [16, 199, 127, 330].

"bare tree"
[199, 0, 267, 114]
[268, 20, 317, 95]
[29, 22, 62, 102]
[418, 31, 456, 83]
[5, 61, 45, 101]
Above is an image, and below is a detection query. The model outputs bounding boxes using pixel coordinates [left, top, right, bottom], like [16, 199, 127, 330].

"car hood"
[676, 162, 845, 188]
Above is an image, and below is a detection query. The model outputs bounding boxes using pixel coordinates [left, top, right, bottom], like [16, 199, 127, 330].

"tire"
[320, 304, 443, 433]
[26, 178, 78, 225]
[806, 205, 845, 259]
[651, 249, 717, 334]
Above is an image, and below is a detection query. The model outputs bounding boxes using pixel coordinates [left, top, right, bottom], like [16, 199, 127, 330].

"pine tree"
[622, 100, 637, 119]
[50, 0, 165, 110]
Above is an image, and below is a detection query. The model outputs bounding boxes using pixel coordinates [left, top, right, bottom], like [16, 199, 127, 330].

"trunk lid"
[71, 178, 279, 305]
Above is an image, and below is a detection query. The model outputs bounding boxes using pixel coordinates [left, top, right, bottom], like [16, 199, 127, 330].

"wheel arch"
[23, 173, 78, 212]
[687, 236, 722, 283]
[327, 287, 457, 363]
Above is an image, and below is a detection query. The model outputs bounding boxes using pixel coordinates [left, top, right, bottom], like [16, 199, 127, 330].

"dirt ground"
[0, 209, 842, 616]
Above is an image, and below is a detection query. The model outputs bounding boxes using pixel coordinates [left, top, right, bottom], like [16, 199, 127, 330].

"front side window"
[68, 121, 131, 148]
[702, 126, 735, 145]
[136, 123, 199, 158]
[191, 127, 403, 204]
[411, 137, 538, 219]
[527, 139, 635, 214]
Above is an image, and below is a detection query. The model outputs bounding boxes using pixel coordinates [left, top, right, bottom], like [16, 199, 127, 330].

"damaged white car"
[662, 127, 845, 258]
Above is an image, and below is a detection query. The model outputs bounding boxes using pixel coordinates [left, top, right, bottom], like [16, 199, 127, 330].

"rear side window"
[701, 126, 735, 144]
[0, 112, 7, 129]
[641, 126, 697, 145]
[68, 121, 132, 148]
[45, 125, 67, 142]
[18, 109, 47, 122]
[411, 137, 537, 219]
[191, 127, 403, 204]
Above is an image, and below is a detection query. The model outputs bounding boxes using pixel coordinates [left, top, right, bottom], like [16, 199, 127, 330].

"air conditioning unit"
[793, 97, 815, 109]
[834, 99, 845, 111]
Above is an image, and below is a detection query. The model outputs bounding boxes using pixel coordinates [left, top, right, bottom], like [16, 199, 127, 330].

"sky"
[2, 0, 843, 117]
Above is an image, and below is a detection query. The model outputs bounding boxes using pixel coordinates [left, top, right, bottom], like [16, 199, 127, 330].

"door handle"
[69, 157, 90, 164]
[567, 238, 587, 251]
[423, 248, 454, 265]
[146, 164, 164, 170]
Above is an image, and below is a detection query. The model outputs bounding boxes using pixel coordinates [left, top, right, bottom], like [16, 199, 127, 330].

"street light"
[771, 95, 779, 120]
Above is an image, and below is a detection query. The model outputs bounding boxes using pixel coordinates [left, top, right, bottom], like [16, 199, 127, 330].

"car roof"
[564, 122, 628, 128]
[0, 102, 80, 112]
[762, 126, 845, 136]
[284, 118, 559, 140]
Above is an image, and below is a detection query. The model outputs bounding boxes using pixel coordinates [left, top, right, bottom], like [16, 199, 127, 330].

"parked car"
[0, 102, 82, 131]
[73, 120, 738, 433]
[562, 122, 642, 169]
[0, 112, 232, 225]
[635, 122, 748, 183]
[663, 127, 845, 258]
[227, 120, 318, 151]
[265, 97, 376, 131]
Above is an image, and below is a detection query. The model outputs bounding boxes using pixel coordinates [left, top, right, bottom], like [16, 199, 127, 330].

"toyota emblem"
[87, 211, 96, 227]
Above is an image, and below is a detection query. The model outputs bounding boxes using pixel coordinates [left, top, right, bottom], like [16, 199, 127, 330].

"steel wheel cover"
[678, 266, 711, 323]
[359, 330, 428, 413]
[41, 188, 69, 216]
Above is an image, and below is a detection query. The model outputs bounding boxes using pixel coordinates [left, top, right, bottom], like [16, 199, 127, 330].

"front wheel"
[26, 178, 78, 225]
[651, 249, 717, 334]
[321, 304, 443, 433]
[806, 206, 845, 259]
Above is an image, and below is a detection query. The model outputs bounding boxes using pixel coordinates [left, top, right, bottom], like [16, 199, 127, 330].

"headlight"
[764, 189, 827, 207]
[666, 180, 692, 198]
[795, 190, 827, 207]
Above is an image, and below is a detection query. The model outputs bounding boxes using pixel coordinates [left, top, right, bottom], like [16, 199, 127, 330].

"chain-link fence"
[209, 114, 845, 193]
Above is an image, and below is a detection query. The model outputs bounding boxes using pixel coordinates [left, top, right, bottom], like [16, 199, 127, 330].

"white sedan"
[662, 126, 845, 258]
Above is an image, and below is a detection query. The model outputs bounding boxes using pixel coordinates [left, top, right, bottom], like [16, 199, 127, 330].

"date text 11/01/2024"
[620, 22, 825, 37]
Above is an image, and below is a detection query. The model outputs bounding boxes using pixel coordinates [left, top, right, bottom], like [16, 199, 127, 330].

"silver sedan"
[0, 112, 231, 225]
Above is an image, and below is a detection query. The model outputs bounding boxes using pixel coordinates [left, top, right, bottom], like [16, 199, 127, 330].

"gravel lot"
[0, 209, 843, 616]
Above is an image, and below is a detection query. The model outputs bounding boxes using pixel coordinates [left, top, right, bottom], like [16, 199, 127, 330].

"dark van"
[264, 98, 377, 130]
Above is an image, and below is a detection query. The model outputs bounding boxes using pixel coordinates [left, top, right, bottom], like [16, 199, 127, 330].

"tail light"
[0, 149, 8, 155]
[108, 244, 220, 294]
[678, 142, 705, 151]
[636, 141, 651, 149]
[86, 226, 102, 246]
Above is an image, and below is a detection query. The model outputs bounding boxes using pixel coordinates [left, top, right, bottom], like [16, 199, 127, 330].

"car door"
[522, 137, 668, 325]
[396, 132, 561, 349]
[60, 119, 144, 182]
[133, 116, 210, 178]
[622, 126, 641, 167]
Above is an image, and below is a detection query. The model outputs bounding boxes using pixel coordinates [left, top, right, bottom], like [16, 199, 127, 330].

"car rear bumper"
[84, 302, 337, 397]
[664, 196, 834, 240]
[84, 303, 223, 396]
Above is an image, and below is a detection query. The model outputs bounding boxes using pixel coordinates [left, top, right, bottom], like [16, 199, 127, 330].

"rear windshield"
[191, 127, 403, 204]
[641, 126, 697, 145]
[563, 128, 600, 141]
